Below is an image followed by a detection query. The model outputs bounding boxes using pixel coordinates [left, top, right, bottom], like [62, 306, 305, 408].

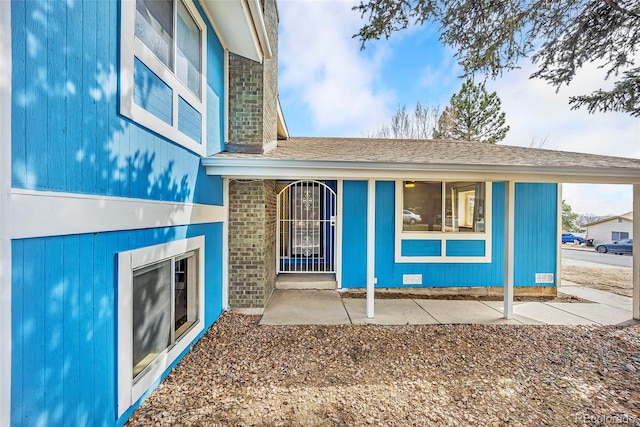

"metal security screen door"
[277, 180, 337, 273]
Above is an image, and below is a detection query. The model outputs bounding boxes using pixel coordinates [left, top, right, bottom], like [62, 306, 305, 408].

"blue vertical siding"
[341, 181, 368, 288]
[11, 0, 225, 205]
[11, 224, 224, 426]
[10, 1, 228, 424]
[514, 183, 558, 286]
[339, 181, 557, 288]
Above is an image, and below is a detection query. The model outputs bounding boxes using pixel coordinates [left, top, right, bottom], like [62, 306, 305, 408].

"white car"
[403, 209, 422, 224]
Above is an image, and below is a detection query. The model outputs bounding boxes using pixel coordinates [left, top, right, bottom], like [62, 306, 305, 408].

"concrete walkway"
[259, 284, 638, 326]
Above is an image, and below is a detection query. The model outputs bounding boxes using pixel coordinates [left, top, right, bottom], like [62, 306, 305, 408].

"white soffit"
[202, 0, 270, 63]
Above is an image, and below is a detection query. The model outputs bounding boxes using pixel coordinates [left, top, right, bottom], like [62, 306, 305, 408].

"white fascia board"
[246, 0, 272, 59]
[201, 0, 264, 62]
[202, 158, 640, 184]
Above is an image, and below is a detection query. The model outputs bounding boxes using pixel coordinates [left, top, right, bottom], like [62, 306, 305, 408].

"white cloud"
[487, 62, 640, 158]
[278, 0, 394, 136]
[563, 184, 632, 217]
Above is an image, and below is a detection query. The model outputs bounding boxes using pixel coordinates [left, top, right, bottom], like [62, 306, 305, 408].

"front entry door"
[277, 180, 336, 273]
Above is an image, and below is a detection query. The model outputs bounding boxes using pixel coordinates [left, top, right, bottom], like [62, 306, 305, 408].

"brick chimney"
[227, 0, 279, 153]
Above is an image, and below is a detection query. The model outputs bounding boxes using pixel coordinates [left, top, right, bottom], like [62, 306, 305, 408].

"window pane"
[403, 181, 442, 232]
[132, 260, 172, 379]
[174, 253, 198, 339]
[176, 0, 201, 97]
[445, 182, 485, 232]
[136, 0, 174, 67]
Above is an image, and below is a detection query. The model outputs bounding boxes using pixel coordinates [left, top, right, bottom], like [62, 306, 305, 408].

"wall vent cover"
[535, 273, 554, 284]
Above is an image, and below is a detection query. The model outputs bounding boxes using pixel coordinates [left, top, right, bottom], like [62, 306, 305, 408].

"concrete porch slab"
[342, 298, 439, 325]
[544, 303, 633, 325]
[504, 302, 597, 325]
[560, 283, 632, 310]
[413, 300, 521, 325]
[259, 289, 350, 325]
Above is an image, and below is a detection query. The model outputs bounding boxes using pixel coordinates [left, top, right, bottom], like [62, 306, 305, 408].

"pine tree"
[433, 79, 509, 144]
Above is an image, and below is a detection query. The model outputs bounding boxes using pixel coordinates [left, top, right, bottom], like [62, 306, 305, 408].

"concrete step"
[276, 273, 337, 290]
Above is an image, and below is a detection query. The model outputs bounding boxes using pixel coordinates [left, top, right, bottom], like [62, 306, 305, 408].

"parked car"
[595, 239, 633, 254]
[561, 233, 585, 244]
[403, 209, 422, 224]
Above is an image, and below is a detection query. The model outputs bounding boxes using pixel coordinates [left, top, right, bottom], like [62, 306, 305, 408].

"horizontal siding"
[587, 220, 634, 244]
[11, 224, 224, 426]
[178, 96, 202, 143]
[341, 181, 368, 288]
[11, 0, 225, 205]
[134, 58, 173, 125]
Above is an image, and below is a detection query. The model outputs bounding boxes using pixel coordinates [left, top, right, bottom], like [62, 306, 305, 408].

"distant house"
[585, 212, 634, 244]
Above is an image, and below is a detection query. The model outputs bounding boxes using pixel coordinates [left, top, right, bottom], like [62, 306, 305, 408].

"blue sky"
[276, 0, 640, 217]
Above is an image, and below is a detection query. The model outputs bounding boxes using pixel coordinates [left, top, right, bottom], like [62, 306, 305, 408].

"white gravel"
[127, 313, 640, 426]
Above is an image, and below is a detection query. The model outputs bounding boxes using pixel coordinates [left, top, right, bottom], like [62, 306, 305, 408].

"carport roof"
[202, 137, 640, 184]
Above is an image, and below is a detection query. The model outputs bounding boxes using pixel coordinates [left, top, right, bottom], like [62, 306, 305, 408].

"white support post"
[504, 181, 515, 319]
[366, 179, 375, 319]
[633, 184, 639, 320]
[222, 178, 230, 310]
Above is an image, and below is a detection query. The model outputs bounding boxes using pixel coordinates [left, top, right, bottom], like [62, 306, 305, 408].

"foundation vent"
[535, 273, 554, 284]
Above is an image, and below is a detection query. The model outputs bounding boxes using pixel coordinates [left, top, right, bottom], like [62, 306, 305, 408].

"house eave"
[201, 158, 640, 184]
[201, 0, 271, 63]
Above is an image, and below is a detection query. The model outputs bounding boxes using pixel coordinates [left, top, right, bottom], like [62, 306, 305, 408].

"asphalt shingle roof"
[214, 137, 640, 171]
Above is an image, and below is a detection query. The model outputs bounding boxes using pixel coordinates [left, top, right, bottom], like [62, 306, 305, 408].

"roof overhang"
[202, 0, 272, 63]
[201, 157, 640, 184]
[202, 137, 640, 185]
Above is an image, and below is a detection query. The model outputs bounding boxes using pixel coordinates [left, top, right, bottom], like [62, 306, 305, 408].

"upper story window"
[121, 0, 207, 155]
[402, 181, 486, 233]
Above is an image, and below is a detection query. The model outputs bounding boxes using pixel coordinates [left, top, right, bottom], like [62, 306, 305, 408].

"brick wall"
[228, 179, 277, 308]
[227, 0, 279, 148]
[226, 0, 280, 308]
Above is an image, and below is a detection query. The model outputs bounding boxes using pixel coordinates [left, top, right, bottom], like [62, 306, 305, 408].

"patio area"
[260, 283, 637, 326]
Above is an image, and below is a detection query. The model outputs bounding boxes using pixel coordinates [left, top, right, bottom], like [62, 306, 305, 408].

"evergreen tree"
[562, 200, 580, 232]
[433, 79, 509, 144]
[354, 0, 640, 116]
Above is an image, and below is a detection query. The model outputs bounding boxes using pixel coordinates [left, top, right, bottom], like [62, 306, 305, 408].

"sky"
[276, 0, 640, 217]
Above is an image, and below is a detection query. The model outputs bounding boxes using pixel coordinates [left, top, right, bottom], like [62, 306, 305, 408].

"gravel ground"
[128, 314, 640, 426]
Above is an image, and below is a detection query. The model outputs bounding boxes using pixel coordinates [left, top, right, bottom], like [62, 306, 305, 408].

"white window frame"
[117, 235, 205, 416]
[120, 0, 207, 156]
[395, 180, 492, 263]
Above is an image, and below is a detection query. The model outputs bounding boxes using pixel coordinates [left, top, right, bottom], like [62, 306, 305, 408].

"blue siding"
[514, 183, 558, 286]
[10, 1, 228, 424]
[339, 181, 557, 289]
[11, 0, 225, 205]
[11, 224, 224, 427]
[446, 240, 485, 257]
[134, 58, 173, 125]
[178, 96, 202, 143]
[401, 240, 441, 256]
[374, 181, 506, 287]
[341, 181, 368, 288]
